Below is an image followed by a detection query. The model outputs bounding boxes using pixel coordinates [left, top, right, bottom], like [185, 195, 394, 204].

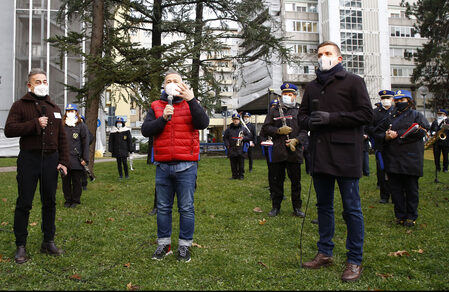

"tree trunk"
[86, 0, 105, 173]
[191, 1, 204, 98]
[149, 0, 163, 100]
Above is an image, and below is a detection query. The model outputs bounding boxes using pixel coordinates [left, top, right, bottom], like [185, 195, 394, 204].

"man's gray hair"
[164, 68, 182, 79]
[28, 68, 47, 82]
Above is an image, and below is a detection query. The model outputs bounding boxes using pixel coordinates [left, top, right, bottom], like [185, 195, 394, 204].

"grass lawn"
[0, 153, 448, 290]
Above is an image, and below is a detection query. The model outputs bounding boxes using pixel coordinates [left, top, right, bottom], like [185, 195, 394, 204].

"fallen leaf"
[2, 198, 7, 202]
[123, 262, 131, 268]
[70, 274, 82, 280]
[192, 242, 206, 248]
[1, 222, 8, 226]
[126, 282, 139, 291]
[259, 218, 267, 225]
[406, 230, 412, 234]
[210, 214, 215, 218]
[257, 261, 268, 268]
[412, 249, 424, 254]
[29, 222, 38, 226]
[419, 223, 427, 229]
[119, 228, 125, 231]
[0, 255, 11, 262]
[107, 217, 115, 222]
[368, 205, 375, 208]
[376, 272, 393, 279]
[253, 207, 263, 213]
[85, 220, 93, 224]
[388, 250, 410, 257]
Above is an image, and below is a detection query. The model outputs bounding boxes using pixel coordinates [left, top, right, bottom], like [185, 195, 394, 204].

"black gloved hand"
[310, 111, 330, 126]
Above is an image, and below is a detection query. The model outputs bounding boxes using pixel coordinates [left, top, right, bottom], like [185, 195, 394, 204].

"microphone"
[41, 105, 47, 130]
[311, 99, 319, 112]
[167, 95, 173, 121]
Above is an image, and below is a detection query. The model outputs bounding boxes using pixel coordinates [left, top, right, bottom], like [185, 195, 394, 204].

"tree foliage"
[402, 0, 449, 111]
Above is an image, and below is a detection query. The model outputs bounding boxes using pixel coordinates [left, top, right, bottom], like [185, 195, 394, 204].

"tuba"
[425, 124, 448, 149]
[236, 131, 244, 147]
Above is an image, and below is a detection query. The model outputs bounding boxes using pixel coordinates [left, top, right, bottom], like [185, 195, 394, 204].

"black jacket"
[429, 119, 449, 147]
[375, 107, 430, 177]
[261, 103, 307, 163]
[109, 127, 133, 158]
[223, 123, 252, 158]
[366, 104, 394, 152]
[64, 122, 90, 170]
[298, 69, 373, 177]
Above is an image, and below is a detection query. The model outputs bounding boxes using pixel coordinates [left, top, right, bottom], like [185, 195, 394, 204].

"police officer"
[261, 82, 307, 217]
[429, 109, 449, 173]
[108, 117, 133, 179]
[5, 68, 69, 264]
[242, 112, 257, 173]
[366, 90, 395, 204]
[223, 114, 252, 179]
[376, 90, 430, 227]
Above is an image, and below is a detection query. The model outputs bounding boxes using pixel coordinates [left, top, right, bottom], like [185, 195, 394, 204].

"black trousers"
[62, 169, 84, 204]
[433, 144, 449, 171]
[271, 161, 302, 210]
[263, 148, 275, 198]
[14, 150, 59, 246]
[116, 157, 129, 178]
[230, 156, 244, 178]
[376, 157, 391, 201]
[388, 173, 419, 221]
[81, 171, 88, 188]
[247, 147, 253, 171]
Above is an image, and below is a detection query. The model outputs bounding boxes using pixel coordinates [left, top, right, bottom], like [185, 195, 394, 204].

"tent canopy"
[237, 92, 281, 115]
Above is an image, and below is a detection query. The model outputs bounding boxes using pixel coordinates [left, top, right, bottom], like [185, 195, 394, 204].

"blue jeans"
[312, 173, 364, 265]
[155, 162, 197, 247]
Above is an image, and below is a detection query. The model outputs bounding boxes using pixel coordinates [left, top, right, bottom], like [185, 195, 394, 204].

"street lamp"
[418, 86, 429, 120]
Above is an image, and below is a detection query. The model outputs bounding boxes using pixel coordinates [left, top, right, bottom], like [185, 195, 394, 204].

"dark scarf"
[30, 92, 47, 100]
[315, 63, 344, 84]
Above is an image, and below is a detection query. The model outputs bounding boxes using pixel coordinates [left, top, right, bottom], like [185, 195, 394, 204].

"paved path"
[0, 154, 147, 173]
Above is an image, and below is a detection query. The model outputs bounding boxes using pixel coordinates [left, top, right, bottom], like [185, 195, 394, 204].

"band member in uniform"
[366, 90, 395, 203]
[242, 112, 257, 172]
[223, 114, 252, 180]
[109, 117, 133, 179]
[62, 104, 90, 208]
[298, 41, 373, 282]
[80, 115, 94, 191]
[261, 82, 307, 217]
[429, 109, 449, 173]
[376, 90, 430, 227]
[5, 68, 69, 264]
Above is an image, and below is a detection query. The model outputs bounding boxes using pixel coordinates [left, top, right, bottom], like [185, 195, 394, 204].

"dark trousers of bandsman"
[433, 144, 449, 172]
[376, 158, 391, 202]
[271, 161, 302, 210]
[62, 169, 84, 205]
[388, 173, 419, 221]
[230, 156, 244, 179]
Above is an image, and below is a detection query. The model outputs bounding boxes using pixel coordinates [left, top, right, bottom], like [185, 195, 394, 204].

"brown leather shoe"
[341, 262, 363, 282]
[40, 241, 63, 256]
[302, 252, 333, 269]
[15, 245, 28, 264]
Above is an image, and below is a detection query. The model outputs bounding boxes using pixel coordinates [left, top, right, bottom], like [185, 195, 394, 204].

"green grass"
[0, 154, 448, 290]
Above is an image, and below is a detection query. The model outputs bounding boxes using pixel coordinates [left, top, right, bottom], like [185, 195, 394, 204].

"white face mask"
[244, 118, 250, 123]
[165, 82, 181, 97]
[117, 123, 123, 128]
[33, 84, 49, 97]
[66, 112, 77, 119]
[381, 99, 392, 108]
[318, 55, 339, 71]
[282, 95, 295, 106]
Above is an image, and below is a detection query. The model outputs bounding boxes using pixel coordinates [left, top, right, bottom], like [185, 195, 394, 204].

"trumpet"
[236, 131, 244, 147]
[425, 124, 448, 149]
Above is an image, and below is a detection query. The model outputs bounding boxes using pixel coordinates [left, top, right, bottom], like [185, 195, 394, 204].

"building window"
[341, 32, 363, 53]
[391, 66, 414, 77]
[285, 2, 318, 13]
[287, 63, 315, 75]
[390, 26, 420, 38]
[290, 20, 318, 32]
[343, 54, 364, 75]
[340, 0, 362, 8]
[130, 108, 136, 115]
[340, 9, 363, 30]
[390, 47, 418, 58]
[291, 43, 317, 54]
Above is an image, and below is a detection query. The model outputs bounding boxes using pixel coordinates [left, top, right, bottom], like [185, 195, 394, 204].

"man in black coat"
[429, 109, 449, 173]
[261, 82, 307, 218]
[223, 114, 252, 180]
[376, 90, 430, 227]
[108, 117, 133, 179]
[366, 90, 395, 204]
[298, 41, 373, 282]
[242, 112, 257, 173]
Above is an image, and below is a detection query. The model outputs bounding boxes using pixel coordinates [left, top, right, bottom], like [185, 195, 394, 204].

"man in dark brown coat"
[298, 41, 373, 282]
[5, 68, 69, 264]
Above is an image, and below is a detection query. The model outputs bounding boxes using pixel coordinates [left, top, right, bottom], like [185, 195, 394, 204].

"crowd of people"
[4, 40, 448, 283]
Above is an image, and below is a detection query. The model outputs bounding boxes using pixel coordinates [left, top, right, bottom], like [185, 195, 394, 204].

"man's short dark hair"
[28, 68, 47, 83]
[317, 41, 341, 56]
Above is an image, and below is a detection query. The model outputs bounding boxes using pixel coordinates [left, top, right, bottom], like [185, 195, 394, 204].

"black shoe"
[282, 196, 287, 200]
[177, 245, 191, 262]
[249, 169, 252, 173]
[15, 246, 28, 264]
[229, 177, 237, 180]
[239, 176, 244, 180]
[82, 186, 87, 191]
[379, 199, 388, 204]
[70, 203, 79, 208]
[148, 208, 157, 216]
[268, 208, 279, 217]
[40, 241, 63, 256]
[395, 218, 405, 225]
[152, 244, 172, 260]
[64, 202, 71, 208]
[404, 219, 416, 227]
[311, 219, 318, 224]
[293, 208, 305, 218]
[443, 169, 448, 173]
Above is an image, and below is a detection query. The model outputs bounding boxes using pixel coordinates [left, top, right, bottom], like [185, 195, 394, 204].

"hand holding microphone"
[39, 105, 48, 129]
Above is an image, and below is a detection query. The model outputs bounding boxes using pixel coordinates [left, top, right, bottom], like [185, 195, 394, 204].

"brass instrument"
[425, 124, 448, 150]
[236, 131, 244, 147]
